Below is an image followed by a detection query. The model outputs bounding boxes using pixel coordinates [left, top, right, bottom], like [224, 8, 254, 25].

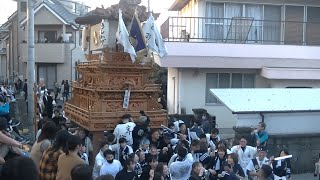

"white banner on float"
[123, 90, 131, 109]
[100, 19, 109, 47]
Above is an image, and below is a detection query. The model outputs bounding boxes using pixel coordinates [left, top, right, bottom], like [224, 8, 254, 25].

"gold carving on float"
[93, 31, 99, 45]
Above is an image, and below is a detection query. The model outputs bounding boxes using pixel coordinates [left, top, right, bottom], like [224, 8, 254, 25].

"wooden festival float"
[64, 0, 167, 152]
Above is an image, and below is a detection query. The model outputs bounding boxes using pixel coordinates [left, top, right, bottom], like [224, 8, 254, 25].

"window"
[20, 2, 27, 12]
[306, 7, 320, 45]
[205, 3, 283, 44]
[205, 3, 224, 41]
[38, 31, 57, 43]
[245, 4, 263, 43]
[205, 73, 255, 104]
[284, 6, 304, 45]
[263, 5, 281, 44]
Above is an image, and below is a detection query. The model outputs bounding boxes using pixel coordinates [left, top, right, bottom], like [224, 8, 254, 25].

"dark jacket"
[272, 159, 291, 178]
[208, 155, 227, 179]
[223, 164, 245, 180]
[64, 83, 70, 93]
[139, 165, 151, 180]
[150, 137, 167, 150]
[46, 96, 54, 117]
[158, 144, 174, 163]
[115, 169, 138, 180]
[189, 175, 206, 180]
[132, 123, 148, 151]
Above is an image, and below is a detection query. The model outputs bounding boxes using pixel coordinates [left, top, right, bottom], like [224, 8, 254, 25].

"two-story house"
[1, 0, 89, 89]
[159, 0, 320, 130]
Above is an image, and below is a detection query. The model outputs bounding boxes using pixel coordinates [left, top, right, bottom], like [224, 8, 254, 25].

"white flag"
[143, 15, 168, 58]
[116, 9, 136, 62]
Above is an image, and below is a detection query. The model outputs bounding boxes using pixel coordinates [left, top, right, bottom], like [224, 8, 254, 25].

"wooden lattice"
[64, 51, 167, 132]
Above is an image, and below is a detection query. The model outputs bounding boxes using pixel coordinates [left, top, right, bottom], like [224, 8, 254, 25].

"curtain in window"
[263, 5, 281, 44]
[224, 3, 242, 42]
[245, 5, 263, 43]
[225, 3, 242, 19]
[205, 3, 224, 42]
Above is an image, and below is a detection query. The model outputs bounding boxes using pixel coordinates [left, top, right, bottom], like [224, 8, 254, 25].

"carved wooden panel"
[65, 51, 167, 131]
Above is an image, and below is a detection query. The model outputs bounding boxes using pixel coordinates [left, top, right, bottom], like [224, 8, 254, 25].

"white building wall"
[179, 68, 235, 128]
[168, 68, 318, 129]
[255, 75, 270, 88]
[177, 68, 263, 128]
[167, 67, 179, 114]
[162, 43, 320, 68]
[56, 30, 86, 84]
[70, 30, 86, 81]
[180, 0, 198, 17]
[236, 112, 320, 135]
[205, 0, 320, 6]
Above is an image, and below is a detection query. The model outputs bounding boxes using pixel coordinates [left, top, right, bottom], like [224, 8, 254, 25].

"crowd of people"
[0, 90, 298, 180]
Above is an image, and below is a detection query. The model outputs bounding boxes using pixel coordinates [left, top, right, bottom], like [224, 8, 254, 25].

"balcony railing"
[20, 43, 71, 63]
[160, 17, 320, 46]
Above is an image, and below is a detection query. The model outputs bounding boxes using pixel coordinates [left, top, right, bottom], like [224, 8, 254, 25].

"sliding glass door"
[284, 6, 304, 45]
[205, 2, 224, 42]
[263, 5, 281, 44]
[245, 4, 263, 43]
[306, 7, 320, 45]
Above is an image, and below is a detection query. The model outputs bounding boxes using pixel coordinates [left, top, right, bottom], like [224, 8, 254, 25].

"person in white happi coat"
[231, 137, 257, 177]
[246, 148, 273, 180]
[169, 146, 194, 180]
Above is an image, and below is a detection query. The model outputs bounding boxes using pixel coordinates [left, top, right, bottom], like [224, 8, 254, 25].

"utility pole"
[148, 0, 150, 13]
[27, 0, 35, 141]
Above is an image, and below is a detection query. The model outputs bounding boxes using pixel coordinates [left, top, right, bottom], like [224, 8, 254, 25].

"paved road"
[291, 173, 318, 180]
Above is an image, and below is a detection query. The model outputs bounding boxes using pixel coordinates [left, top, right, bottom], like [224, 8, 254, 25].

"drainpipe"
[177, 68, 181, 114]
[17, 0, 20, 75]
[70, 25, 79, 98]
